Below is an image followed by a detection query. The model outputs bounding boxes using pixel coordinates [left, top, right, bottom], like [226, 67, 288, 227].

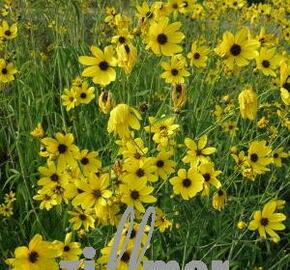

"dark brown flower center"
[171, 69, 179, 76]
[156, 160, 164, 168]
[119, 36, 126, 44]
[136, 168, 145, 177]
[1, 68, 8, 75]
[5, 30, 11, 36]
[121, 251, 130, 262]
[58, 144, 67, 154]
[130, 190, 140, 200]
[93, 189, 102, 198]
[273, 153, 279, 158]
[230, 44, 241, 56]
[218, 189, 224, 196]
[157, 33, 168, 45]
[282, 82, 290, 92]
[134, 152, 142, 159]
[79, 214, 87, 220]
[203, 173, 211, 182]
[81, 157, 89, 165]
[172, 3, 178, 9]
[50, 173, 59, 182]
[182, 178, 191, 187]
[99, 61, 109, 71]
[262, 60, 270, 68]
[194, 52, 201, 59]
[260, 217, 269, 226]
[250, 153, 259, 162]
[64, 245, 70, 252]
[28, 251, 39, 263]
[80, 92, 87, 99]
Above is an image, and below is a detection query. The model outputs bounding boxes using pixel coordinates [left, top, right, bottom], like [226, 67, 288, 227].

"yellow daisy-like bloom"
[79, 45, 117, 86]
[31, 123, 45, 139]
[107, 103, 142, 138]
[170, 167, 204, 200]
[215, 28, 260, 69]
[68, 207, 95, 231]
[247, 140, 272, 175]
[187, 41, 209, 68]
[155, 207, 172, 232]
[98, 90, 116, 114]
[255, 47, 281, 77]
[272, 147, 288, 168]
[61, 88, 78, 111]
[33, 189, 58, 211]
[0, 20, 17, 39]
[280, 62, 290, 105]
[146, 16, 184, 56]
[78, 149, 102, 176]
[41, 133, 79, 169]
[238, 87, 258, 121]
[248, 200, 286, 243]
[0, 58, 17, 83]
[75, 81, 95, 105]
[53, 232, 82, 260]
[153, 150, 176, 180]
[120, 179, 156, 213]
[160, 54, 190, 84]
[72, 173, 112, 209]
[198, 162, 222, 196]
[212, 189, 227, 212]
[182, 135, 216, 166]
[5, 234, 59, 270]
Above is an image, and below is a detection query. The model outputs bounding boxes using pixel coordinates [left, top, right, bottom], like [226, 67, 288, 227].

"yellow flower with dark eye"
[0, 58, 17, 83]
[53, 233, 82, 260]
[78, 149, 102, 176]
[0, 21, 17, 40]
[72, 173, 112, 210]
[170, 167, 204, 200]
[68, 207, 95, 231]
[146, 16, 184, 56]
[255, 47, 281, 77]
[280, 62, 290, 105]
[238, 87, 258, 121]
[161, 54, 190, 85]
[79, 45, 117, 86]
[5, 234, 60, 270]
[75, 81, 95, 105]
[215, 28, 260, 69]
[41, 133, 80, 170]
[187, 41, 209, 68]
[182, 135, 216, 166]
[155, 208, 172, 232]
[61, 88, 78, 111]
[98, 90, 116, 114]
[247, 140, 272, 175]
[222, 121, 239, 137]
[248, 200, 286, 243]
[212, 189, 227, 211]
[153, 150, 176, 181]
[107, 103, 141, 138]
[172, 83, 187, 111]
[272, 148, 288, 167]
[120, 179, 156, 213]
[33, 189, 58, 211]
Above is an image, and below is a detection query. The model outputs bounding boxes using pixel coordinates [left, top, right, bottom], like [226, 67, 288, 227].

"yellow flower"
[41, 133, 79, 169]
[153, 150, 176, 180]
[72, 173, 112, 209]
[215, 28, 260, 69]
[5, 234, 59, 270]
[120, 179, 156, 213]
[187, 41, 209, 68]
[116, 43, 137, 75]
[272, 147, 288, 167]
[0, 20, 17, 39]
[61, 88, 78, 111]
[172, 83, 187, 112]
[247, 140, 272, 175]
[160, 54, 190, 84]
[170, 167, 204, 200]
[182, 135, 216, 165]
[155, 208, 172, 232]
[237, 221, 247, 230]
[248, 200, 286, 243]
[79, 45, 117, 86]
[98, 90, 115, 114]
[33, 189, 58, 211]
[280, 62, 290, 105]
[75, 81, 95, 105]
[238, 87, 258, 121]
[31, 123, 45, 139]
[0, 58, 17, 83]
[146, 16, 184, 56]
[107, 103, 141, 138]
[255, 47, 281, 77]
[53, 233, 82, 260]
[222, 121, 239, 137]
[212, 189, 227, 211]
[68, 207, 96, 231]
[78, 149, 102, 176]
[198, 162, 222, 196]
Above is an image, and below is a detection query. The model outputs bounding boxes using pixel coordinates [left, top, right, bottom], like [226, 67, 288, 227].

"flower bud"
[98, 90, 115, 114]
